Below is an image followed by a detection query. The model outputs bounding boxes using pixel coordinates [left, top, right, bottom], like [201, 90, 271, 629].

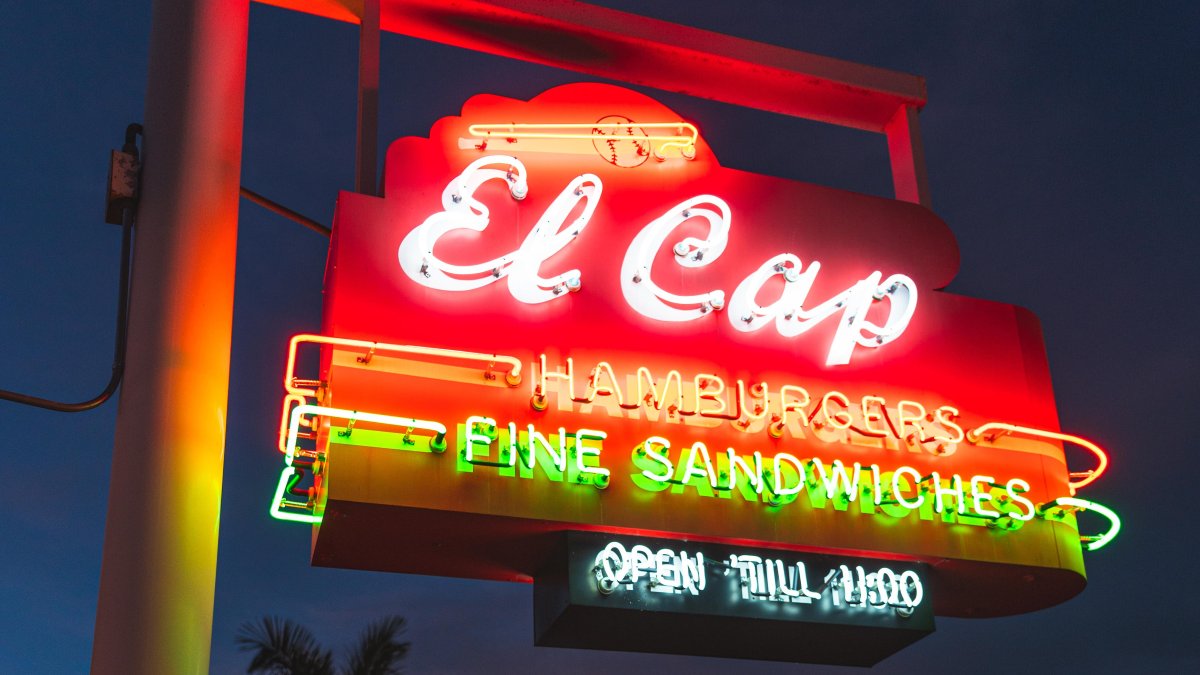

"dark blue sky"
[3, 1, 1198, 672]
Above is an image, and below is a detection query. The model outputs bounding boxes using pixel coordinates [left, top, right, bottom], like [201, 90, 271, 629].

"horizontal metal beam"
[254, 0, 925, 133]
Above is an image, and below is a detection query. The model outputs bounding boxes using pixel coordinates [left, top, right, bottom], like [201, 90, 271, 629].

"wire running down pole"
[0, 209, 133, 411]
[0, 124, 140, 413]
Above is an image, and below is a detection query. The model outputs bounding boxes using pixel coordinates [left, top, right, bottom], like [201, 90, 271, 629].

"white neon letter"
[726, 251, 918, 366]
[772, 453, 806, 496]
[899, 570, 924, 607]
[727, 253, 819, 331]
[930, 472, 967, 515]
[506, 173, 602, 302]
[621, 195, 731, 321]
[819, 273, 917, 366]
[891, 466, 925, 509]
[1006, 478, 1036, 521]
[726, 449, 764, 494]
[680, 552, 706, 595]
[597, 541, 629, 587]
[812, 458, 862, 502]
[399, 155, 602, 303]
[464, 416, 496, 463]
[654, 549, 680, 592]
[679, 442, 719, 488]
[639, 436, 674, 483]
[399, 156, 528, 291]
[969, 475, 1000, 519]
[526, 424, 567, 472]
[574, 428, 609, 483]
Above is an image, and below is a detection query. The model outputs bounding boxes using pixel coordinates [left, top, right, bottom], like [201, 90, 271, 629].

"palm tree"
[236, 615, 410, 675]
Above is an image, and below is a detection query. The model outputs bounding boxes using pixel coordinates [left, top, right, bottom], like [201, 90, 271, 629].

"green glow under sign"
[269, 404, 448, 524]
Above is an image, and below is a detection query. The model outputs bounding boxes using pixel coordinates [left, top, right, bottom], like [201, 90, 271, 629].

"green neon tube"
[1053, 496, 1121, 551]
[270, 405, 449, 524]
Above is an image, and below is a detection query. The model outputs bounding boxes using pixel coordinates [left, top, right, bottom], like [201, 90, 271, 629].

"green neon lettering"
[671, 442, 716, 497]
[811, 458, 862, 505]
[631, 437, 672, 492]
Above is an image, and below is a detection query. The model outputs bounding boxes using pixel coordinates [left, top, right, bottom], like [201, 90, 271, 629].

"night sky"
[3, 1, 1198, 672]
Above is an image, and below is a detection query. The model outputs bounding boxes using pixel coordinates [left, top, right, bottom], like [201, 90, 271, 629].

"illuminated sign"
[395, 156, 917, 365]
[534, 532, 933, 665]
[591, 539, 926, 612]
[271, 83, 1119, 624]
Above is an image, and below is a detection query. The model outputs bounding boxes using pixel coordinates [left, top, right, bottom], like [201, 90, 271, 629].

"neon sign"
[594, 541, 706, 596]
[532, 354, 968, 447]
[466, 121, 700, 160]
[397, 157, 917, 365]
[536, 532, 935, 665]
[397, 156, 598, 301]
[274, 83, 1120, 621]
[593, 539, 926, 612]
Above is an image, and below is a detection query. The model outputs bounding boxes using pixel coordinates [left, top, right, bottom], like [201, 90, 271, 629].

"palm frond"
[236, 616, 334, 675]
[341, 615, 411, 675]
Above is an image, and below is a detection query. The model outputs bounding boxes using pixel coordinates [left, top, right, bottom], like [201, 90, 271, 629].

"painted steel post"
[90, 0, 248, 672]
[885, 104, 932, 208]
[356, 0, 381, 195]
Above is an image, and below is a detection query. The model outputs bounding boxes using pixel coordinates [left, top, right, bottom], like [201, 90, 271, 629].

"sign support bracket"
[886, 104, 932, 208]
[355, 0, 381, 196]
[260, 0, 934, 206]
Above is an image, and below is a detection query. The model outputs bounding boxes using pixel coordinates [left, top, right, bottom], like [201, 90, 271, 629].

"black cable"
[123, 122, 142, 153]
[1, 126, 331, 412]
[239, 186, 331, 237]
[0, 124, 139, 412]
[0, 191, 135, 411]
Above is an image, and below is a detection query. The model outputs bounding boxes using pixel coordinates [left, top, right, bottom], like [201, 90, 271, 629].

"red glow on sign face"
[300, 83, 1110, 616]
[329, 83, 1055, 441]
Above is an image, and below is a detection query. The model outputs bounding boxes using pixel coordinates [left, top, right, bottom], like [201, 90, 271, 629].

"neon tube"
[398, 156, 527, 288]
[725, 253, 917, 366]
[967, 422, 1108, 494]
[412, 156, 529, 280]
[269, 405, 448, 523]
[396, 156, 603, 302]
[507, 174, 601, 302]
[467, 122, 700, 160]
[620, 196, 731, 322]
[277, 392, 308, 454]
[284, 333, 523, 396]
[1040, 497, 1122, 551]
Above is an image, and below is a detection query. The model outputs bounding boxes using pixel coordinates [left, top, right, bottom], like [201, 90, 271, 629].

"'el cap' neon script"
[397, 155, 916, 366]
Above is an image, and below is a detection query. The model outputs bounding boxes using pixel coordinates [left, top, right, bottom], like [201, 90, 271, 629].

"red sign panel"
[277, 83, 1115, 617]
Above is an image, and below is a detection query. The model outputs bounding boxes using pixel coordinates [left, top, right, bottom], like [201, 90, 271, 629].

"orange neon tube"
[966, 422, 1108, 495]
[283, 333, 523, 397]
[467, 122, 699, 159]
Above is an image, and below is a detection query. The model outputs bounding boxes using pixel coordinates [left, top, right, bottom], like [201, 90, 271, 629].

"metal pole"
[356, 0, 381, 195]
[91, 0, 248, 672]
[885, 104, 932, 208]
